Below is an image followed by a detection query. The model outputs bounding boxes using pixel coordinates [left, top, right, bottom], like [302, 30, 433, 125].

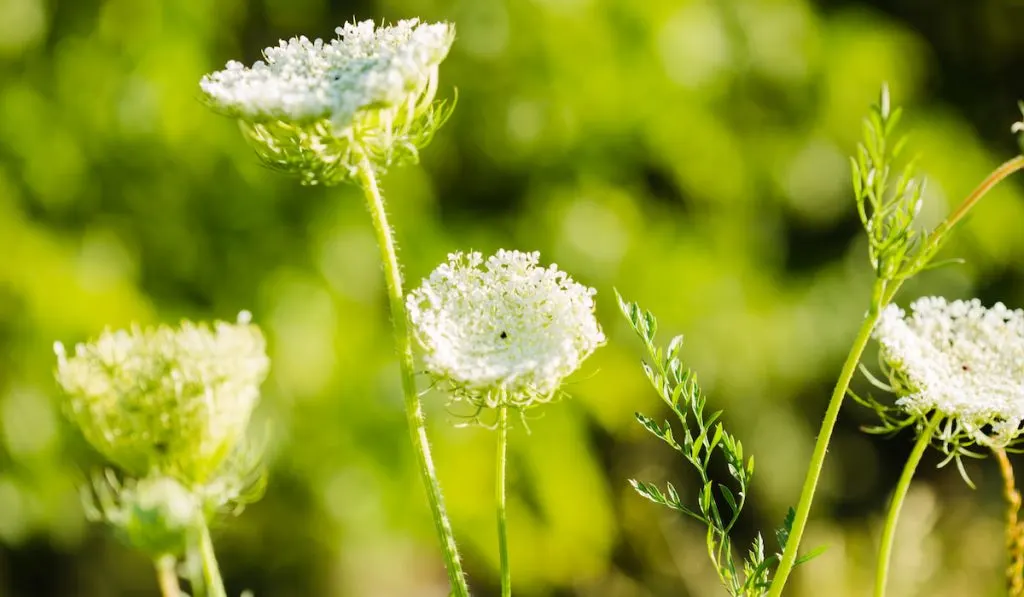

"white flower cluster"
[199, 19, 455, 185]
[200, 19, 453, 127]
[873, 297, 1024, 446]
[407, 250, 606, 407]
[54, 312, 270, 487]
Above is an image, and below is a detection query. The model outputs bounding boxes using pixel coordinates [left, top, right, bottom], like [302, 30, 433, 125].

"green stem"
[496, 405, 511, 597]
[187, 549, 207, 597]
[198, 522, 227, 597]
[155, 555, 181, 597]
[354, 156, 470, 596]
[874, 414, 941, 597]
[926, 155, 1024, 243]
[767, 304, 881, 597]
[768, 156, 1023, 596]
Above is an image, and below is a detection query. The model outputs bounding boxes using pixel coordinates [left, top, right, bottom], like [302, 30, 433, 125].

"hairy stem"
[767, 306, 881, 597]
[497, 405, 511, 597]
[355, 157, 470, 596]
[994, 447, 1024, 597]
[155, 555, 181, 597]
[198, 522, 227, 597]
[873, 414, 941, 597]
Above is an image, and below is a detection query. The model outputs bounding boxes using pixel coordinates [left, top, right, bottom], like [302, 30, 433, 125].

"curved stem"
[994, 447, 1024, 597]
[355, 157, 470, 596]
[155, 555, 181, 597]
[198, 522, 227, 597]
[926, 155, 1024, 243]
[496, 405, 511, 597]
[873, 414, 941, 597]
[767, 305, 881, 597]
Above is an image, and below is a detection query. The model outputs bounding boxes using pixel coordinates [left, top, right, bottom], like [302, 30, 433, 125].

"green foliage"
[1, 0, 1023, 594]
[851, 85, 938, 302]
[617, 292, 817, 596]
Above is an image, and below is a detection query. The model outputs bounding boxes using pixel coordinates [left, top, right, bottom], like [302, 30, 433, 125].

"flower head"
[873, 297, 1024, 447]
[200, 19, 455, 184]
[54, 312, 269, 487]
[407, 250, 606, 409]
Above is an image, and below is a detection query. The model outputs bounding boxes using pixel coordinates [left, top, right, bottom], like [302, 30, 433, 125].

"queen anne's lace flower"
[54, 312, 270, 487]
[200, 19, 455, 184]
[407, 250, 606, 408]
[873, 297, 1024, 447]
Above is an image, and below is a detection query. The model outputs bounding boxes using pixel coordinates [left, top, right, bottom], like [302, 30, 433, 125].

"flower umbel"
[54, 312, 269, 488]
[872, 297, 1024, 449]
[407, 250, 605, 409]
[200, 19, 455, 185]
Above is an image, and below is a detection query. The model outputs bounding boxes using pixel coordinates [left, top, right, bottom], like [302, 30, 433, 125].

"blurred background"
[1, 0, 1023, 595]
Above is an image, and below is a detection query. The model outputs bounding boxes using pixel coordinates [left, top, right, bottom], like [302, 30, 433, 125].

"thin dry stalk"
[994, 447, 1024, 597]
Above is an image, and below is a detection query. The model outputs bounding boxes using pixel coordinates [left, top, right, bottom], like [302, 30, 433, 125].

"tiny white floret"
[200, 19, 453, 127]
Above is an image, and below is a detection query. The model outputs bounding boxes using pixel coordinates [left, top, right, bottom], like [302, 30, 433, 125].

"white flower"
[54, 312, 270, 486]
[200, 19, 451, 125]
[407, 250, 606, 408]
[199, 19, 455, 184]
[873, 297, 1024, 446]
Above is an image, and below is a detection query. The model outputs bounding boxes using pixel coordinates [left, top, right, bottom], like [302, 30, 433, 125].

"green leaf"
[630, 479, 668, 506]
[796, 545, 828, 566]
[666, 481, 681, 506]
[698, 481, 713, 514]
[775, 507, 796, 552]
[629, 479, 703, 521]
[718, 483, 738, 516]
[634, 412, 681, 451]
[667, 335, 684, 360]
[643, 310, 657, 341]
[709, 424, 724, 454]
